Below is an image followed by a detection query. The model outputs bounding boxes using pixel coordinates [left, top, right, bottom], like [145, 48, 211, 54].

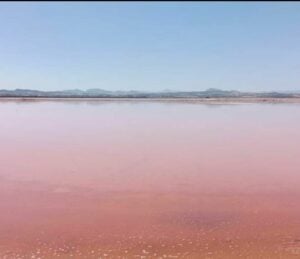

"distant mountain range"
[0, 88, 299, 98]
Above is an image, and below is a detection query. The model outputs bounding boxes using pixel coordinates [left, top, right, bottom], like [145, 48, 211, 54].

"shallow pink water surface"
[1, 100, 300, 258]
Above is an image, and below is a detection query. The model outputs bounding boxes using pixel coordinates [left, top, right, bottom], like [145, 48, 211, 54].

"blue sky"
[0, 2, 300, 92]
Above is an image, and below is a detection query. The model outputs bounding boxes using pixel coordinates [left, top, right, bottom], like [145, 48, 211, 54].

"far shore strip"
[1, 97, 300, 103]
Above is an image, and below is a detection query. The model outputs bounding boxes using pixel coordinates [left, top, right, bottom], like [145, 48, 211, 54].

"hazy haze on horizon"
[0, 2, 300, 92]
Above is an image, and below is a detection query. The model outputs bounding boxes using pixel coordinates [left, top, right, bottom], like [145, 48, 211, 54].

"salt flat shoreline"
[1, 97, 300, 104]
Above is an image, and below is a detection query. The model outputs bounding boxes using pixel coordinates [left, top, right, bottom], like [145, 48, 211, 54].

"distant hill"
[0, 88, 299, 98]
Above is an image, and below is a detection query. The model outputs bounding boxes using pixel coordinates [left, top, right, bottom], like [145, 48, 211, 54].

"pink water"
[1, 100, 300, 258]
